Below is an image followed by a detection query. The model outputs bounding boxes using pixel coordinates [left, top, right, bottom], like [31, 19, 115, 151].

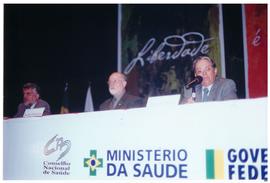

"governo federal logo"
[205, 148, 268, 180]
[84, 150, 103, 176]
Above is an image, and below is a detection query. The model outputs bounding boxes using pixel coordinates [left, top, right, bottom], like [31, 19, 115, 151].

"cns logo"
[44, 134, 71, 161]
[84, 150, 103, 176]
[205, 149, 224, 179]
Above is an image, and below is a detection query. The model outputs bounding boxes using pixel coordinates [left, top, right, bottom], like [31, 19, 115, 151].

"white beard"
[109, 88, 118, 96]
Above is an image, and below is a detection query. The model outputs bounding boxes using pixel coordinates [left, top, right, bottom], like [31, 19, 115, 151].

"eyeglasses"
[23, 89, 37, 96]
[195, 66, 214, 75]
[107, 79, 124, 85]
[24, 92, 34, 95]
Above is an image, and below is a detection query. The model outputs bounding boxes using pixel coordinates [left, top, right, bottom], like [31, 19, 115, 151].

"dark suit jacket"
[99, 92, 145, 111]
[181, 77, 238, 103]
[14, 99, 51, 118]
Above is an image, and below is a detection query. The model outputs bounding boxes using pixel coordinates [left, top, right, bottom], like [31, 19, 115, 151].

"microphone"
[185, 76, 203, 89]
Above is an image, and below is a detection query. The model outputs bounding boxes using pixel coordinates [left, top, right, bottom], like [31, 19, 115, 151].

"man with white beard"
[99, 72, 145, 111]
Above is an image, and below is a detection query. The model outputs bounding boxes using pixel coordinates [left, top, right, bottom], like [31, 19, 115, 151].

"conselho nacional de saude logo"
[43, 134, 71, 176]
[205, 148, 268, 181]
[84, 150, 103, 176]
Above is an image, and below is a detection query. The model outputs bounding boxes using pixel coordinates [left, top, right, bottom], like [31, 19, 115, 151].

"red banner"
[245, 4, 267, 98]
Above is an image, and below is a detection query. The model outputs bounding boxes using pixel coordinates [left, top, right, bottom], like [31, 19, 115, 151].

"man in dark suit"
[181, 56, 238, 104]
[99, 72, 145, 110]
[14, 82, 51, 118]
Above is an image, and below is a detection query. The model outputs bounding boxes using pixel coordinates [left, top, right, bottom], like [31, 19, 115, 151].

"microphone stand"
[191, 86, 196, 101]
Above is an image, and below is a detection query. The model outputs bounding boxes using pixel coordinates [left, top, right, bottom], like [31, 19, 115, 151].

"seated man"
[99, 72, 145, 110]
[181, 56, 238, 104]
[14, 82, 51, 118]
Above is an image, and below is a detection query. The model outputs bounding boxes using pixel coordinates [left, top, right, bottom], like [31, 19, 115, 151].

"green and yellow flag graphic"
[206, 149, 225, 179]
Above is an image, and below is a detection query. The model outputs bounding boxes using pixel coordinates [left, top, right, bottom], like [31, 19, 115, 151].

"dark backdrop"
[4, 4, 117, 117]
[4, 4, 244, 117]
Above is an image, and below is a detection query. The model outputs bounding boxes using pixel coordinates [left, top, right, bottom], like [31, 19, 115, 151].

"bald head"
[109, 72, 127, 81]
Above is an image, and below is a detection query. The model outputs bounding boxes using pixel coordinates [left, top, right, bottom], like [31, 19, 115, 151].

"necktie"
[26, 104, 32, 109]
[112, 98, 119, 109]
[202, 88, 209, 102]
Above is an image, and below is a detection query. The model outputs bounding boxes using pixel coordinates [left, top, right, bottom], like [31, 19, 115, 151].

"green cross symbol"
[84, 150, 103, 176]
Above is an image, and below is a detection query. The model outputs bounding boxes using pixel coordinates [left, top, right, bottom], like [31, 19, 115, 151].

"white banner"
[3, 98, 267, 180]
